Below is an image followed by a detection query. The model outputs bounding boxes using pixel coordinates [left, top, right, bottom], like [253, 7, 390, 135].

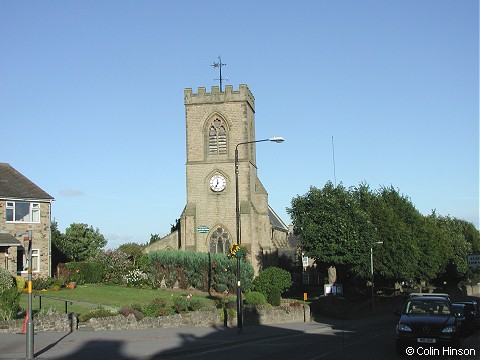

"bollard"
[69, 313, 77, 332]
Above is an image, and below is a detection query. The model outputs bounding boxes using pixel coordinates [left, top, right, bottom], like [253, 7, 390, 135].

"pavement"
[0, 320, 333, 360]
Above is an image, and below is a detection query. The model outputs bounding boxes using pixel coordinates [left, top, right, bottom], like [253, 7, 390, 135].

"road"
[153, 316, 478, 360]
[1, 315, 478, 359]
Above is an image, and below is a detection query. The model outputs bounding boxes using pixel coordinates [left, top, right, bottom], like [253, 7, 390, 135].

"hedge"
[148, 250, 254, 293]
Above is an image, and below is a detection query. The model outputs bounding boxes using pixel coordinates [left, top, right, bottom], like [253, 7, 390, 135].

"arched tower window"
[209, 226, 231, 254]
[208, 118, 228, 155]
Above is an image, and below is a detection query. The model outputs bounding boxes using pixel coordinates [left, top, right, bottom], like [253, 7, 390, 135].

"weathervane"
[211, 56, 228, 92]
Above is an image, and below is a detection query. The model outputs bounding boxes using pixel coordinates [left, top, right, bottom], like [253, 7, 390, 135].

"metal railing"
[33, 294, 104, 314]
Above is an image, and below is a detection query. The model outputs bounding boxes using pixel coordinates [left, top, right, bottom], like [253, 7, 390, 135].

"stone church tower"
[145, 84, 291, 274]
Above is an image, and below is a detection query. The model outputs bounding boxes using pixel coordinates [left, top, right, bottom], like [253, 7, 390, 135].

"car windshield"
[404, 299, 452, 316]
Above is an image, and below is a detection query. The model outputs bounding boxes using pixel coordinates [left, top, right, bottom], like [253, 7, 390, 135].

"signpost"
[467, 254, 480, 268]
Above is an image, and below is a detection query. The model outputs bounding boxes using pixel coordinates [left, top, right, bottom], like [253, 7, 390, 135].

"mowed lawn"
[19, 284, 217, 317]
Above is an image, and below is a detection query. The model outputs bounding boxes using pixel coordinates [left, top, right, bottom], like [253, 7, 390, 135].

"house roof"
[0, 163, 53, 200]
[0, 232, 23, 247]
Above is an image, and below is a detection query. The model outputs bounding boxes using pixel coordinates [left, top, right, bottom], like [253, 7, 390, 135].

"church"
[144, 84, 296, 274]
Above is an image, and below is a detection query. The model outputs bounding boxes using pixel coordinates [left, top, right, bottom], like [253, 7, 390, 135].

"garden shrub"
[0, 287, 20, 320]
[32, 277, 55, 291]
[171, 294, 205, 313]
[213, 295, 237, 311]
[0, 269, 14, 293]
[267, 289, 282, 306]
[245, 291, 268, 306]
[252, 267, 292, 306]
[188, 297, 206, 311]
[142, 298, 174, 317]
[173, 296, 189, 313]
[148, 250, 254, 294]
[66, 261, 105, 284]
[122, 269, 148, 287]
[89, 249, 130, 284]
[15, 276, 25, 292]
[120, 306, 143, 320]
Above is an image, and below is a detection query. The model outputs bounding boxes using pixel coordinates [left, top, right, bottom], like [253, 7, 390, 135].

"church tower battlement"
[184, 84, 255, 110]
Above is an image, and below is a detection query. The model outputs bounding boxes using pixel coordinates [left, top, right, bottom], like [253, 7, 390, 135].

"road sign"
[467, 254, 480, 268]
[197, 226, 210, 234]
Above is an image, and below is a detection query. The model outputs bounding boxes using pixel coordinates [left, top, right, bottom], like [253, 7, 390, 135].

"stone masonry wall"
[0, 305, 310, 333]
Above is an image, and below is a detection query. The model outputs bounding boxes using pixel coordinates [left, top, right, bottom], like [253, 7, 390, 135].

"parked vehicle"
[454, 300, 480, 331]
[395, 294, 461, 354]
[452, 303, 476, 337]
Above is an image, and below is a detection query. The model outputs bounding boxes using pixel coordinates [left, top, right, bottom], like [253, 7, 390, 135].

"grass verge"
[19, 284, 217, 317]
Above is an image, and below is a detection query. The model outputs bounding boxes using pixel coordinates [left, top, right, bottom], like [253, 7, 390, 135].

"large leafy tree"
[57, 223, 107, 262]
[289, 181, 480, 287]
[287, 182, 375, 281]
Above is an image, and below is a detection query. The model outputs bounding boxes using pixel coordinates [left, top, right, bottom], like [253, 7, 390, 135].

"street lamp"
[16, 230, 34, 359]
[370, 241, 383, 315]
[234, 136, 284, 333]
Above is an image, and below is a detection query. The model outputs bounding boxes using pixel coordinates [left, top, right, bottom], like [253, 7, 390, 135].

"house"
[0, 163, 54, 278]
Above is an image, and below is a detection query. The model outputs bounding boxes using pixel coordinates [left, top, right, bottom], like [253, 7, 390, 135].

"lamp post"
[370, 241, 383, 315]
[16, 230, 34, 359]
[234, 136, 284, 333]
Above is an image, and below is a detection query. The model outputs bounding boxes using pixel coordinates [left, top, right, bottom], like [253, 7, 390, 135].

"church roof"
[0, 163, 54, 200]
[268, 206, 288, 232]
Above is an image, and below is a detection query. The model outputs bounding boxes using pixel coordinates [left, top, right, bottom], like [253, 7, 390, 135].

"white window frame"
[19, 248, 40, 274]
[6, 201, 40, 223]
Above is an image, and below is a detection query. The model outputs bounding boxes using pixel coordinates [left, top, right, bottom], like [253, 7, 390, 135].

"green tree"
[287, 182, 374, 281]
[117, 242, 146, 267]
[58, 223, 107, 262]
[51, 219, 69, 273]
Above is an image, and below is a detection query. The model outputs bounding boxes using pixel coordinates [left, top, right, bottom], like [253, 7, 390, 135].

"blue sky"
[1, 1, 478, 249]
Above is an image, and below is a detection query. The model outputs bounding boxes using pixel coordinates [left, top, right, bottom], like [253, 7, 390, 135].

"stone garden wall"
[0, 305, 310, 333]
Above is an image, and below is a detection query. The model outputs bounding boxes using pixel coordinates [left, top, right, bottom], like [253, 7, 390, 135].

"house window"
[209, 226, 231, 254]
[6, 201, 40, 223]
[302, 273, 310, 285]
[208, 118, 228, 155]
[16, 248, 40, 273]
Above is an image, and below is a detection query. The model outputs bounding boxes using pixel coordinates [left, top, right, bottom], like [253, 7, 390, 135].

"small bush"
[32, 277, 54, 291]
[120, 307, 144, 320]
[78, 307, 118, 322]
[15, 276, 25, 292]
[245, 291, 267, 306]
[188, 297, 205, 311]
[267, 289, 282, 306]
[172, 294, 205, 312]
[142, 298, 174, 317]
[252, 267, 292, 306]
[122, 269, 148, 287]
[0, 269, 15, 293]
[173, 296, 189, 313]
[0, 287, 20, 320]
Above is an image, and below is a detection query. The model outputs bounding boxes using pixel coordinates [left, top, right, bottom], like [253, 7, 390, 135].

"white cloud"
[59, 189, 85, 197]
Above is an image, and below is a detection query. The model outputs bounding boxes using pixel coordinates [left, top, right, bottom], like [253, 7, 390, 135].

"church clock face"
[210, 174, 226, 192]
